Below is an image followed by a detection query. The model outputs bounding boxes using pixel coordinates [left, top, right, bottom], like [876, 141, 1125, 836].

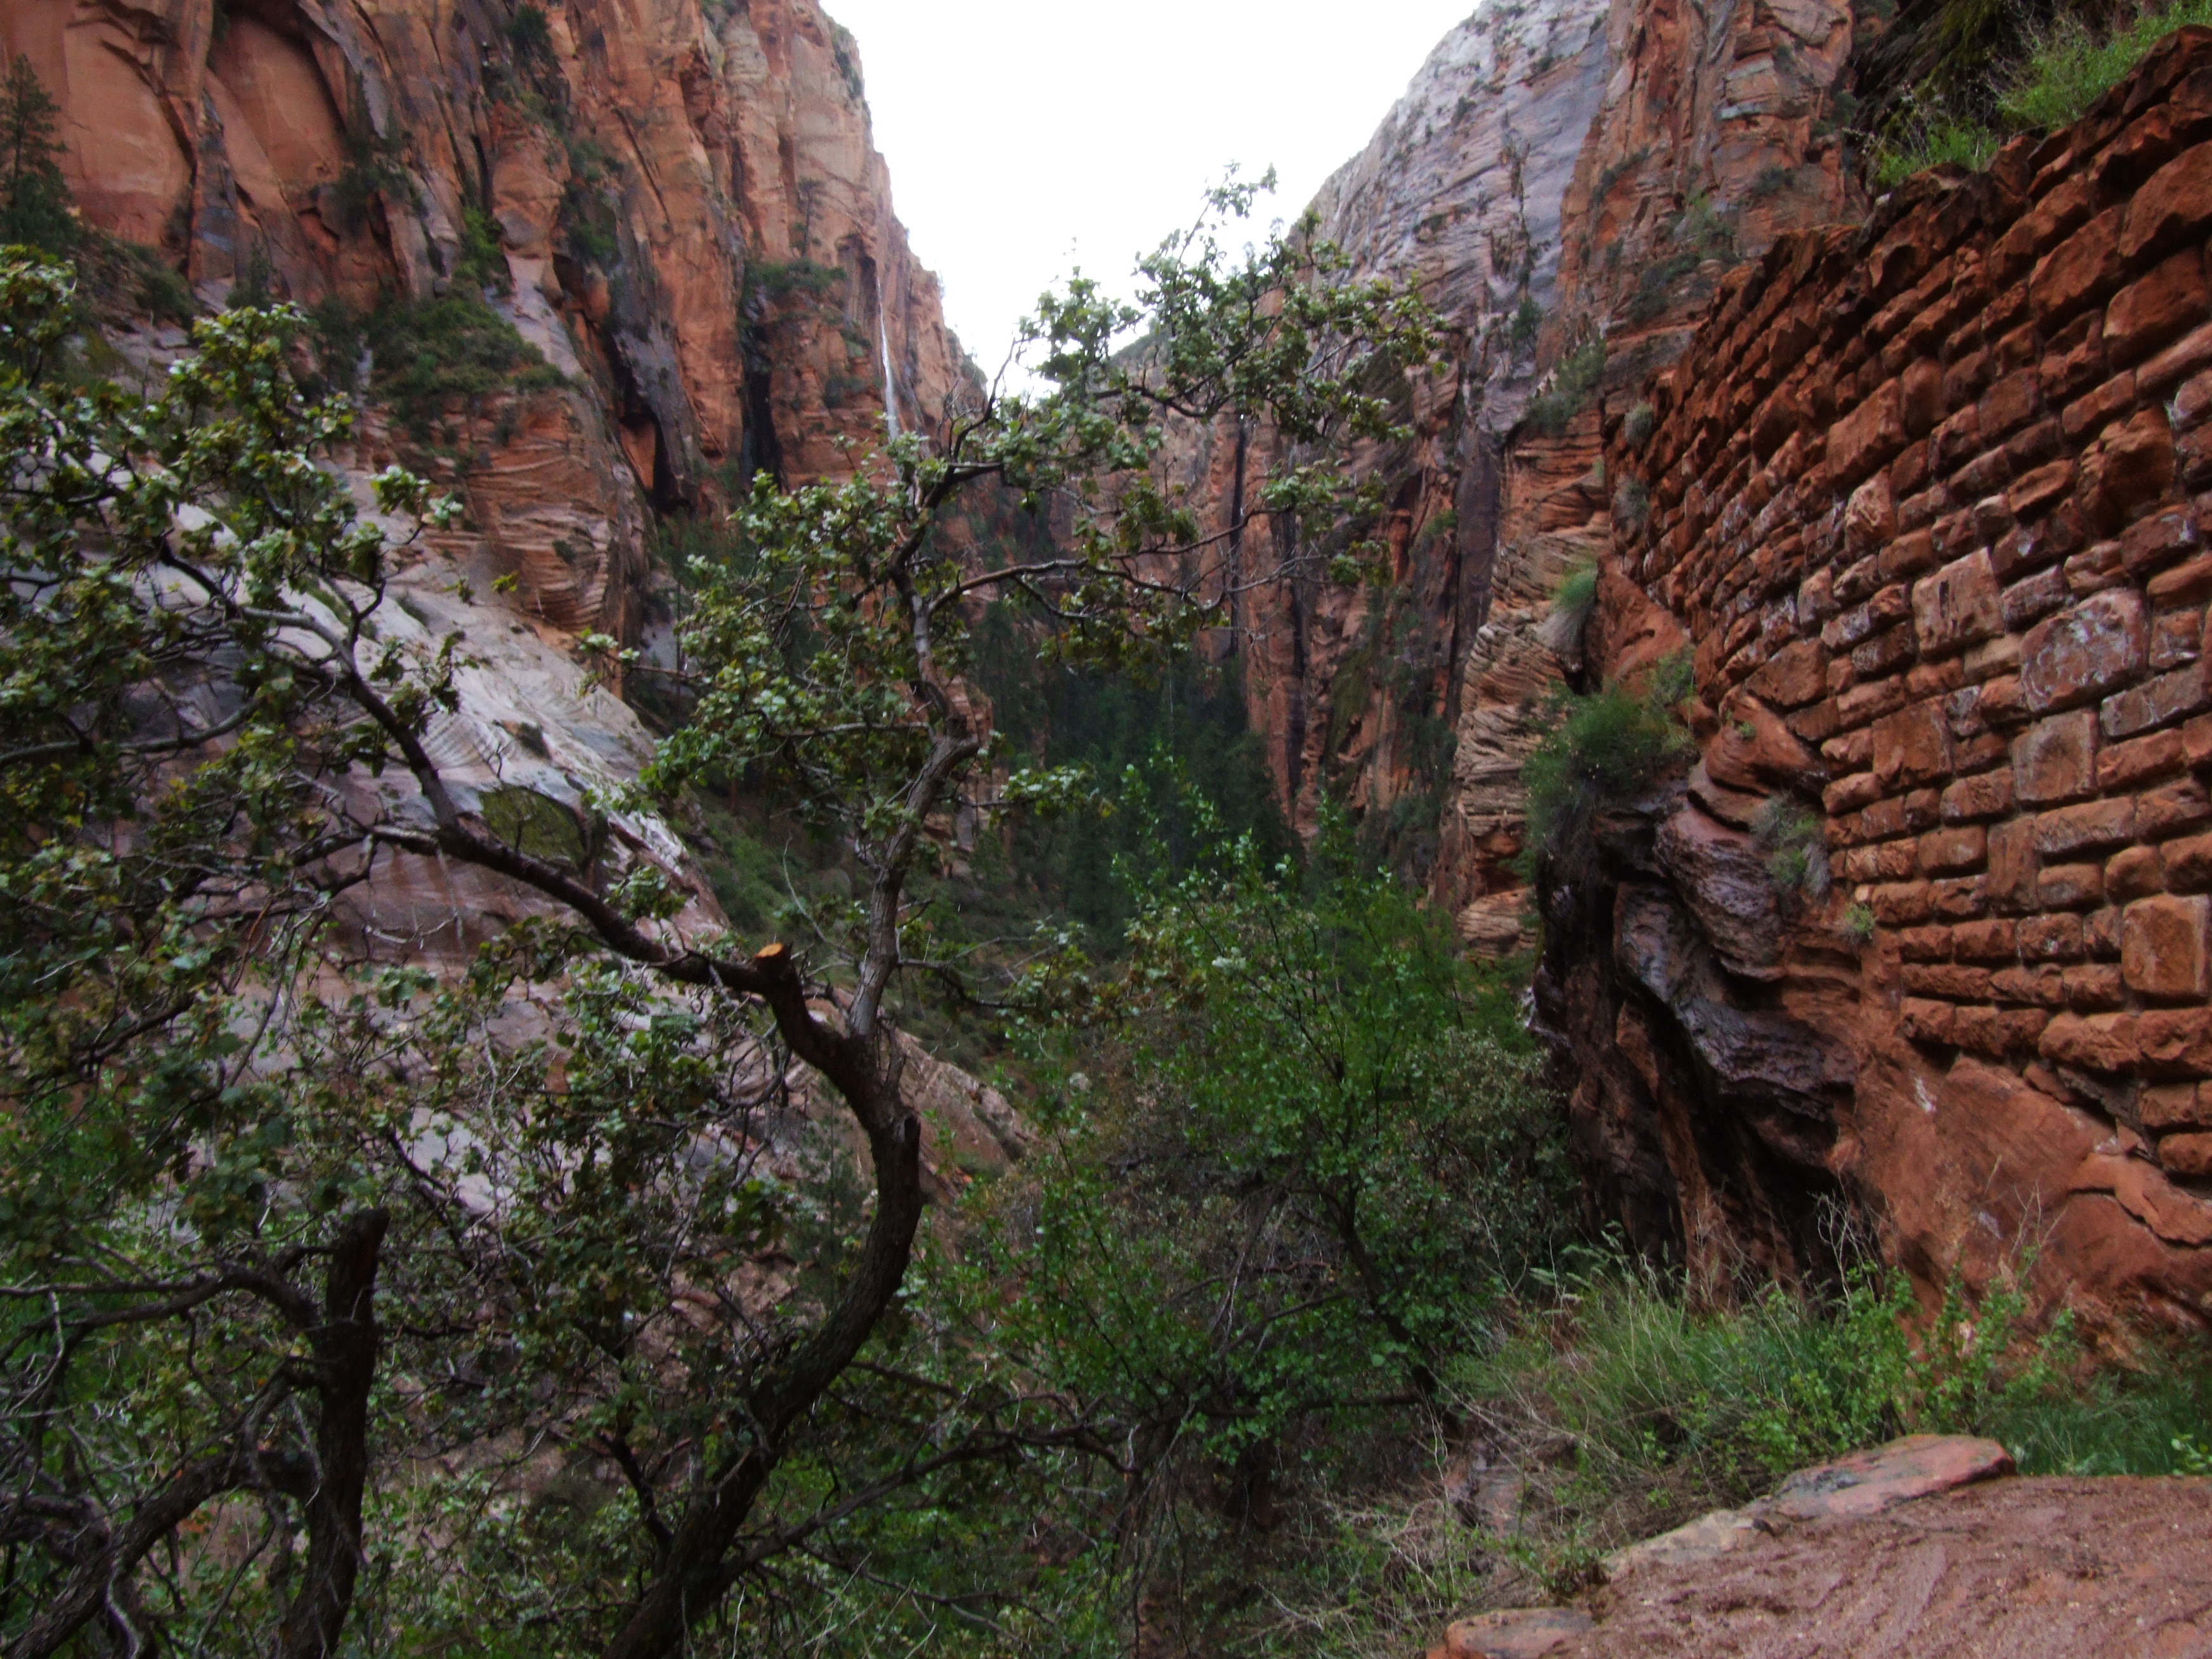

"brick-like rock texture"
[1582, 30, 2212, 1336]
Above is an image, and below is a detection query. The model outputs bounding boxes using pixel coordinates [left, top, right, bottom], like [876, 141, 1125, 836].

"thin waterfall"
[875, 268, 902, 441]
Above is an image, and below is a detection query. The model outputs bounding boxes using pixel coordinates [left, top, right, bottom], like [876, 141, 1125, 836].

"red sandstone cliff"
[1157, 0, 1863, 947]
[3, 0, 970, 642]
[1574, 34, 2212, 1338]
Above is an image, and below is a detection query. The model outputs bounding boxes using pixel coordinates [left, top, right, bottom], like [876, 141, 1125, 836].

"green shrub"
[1622, 400, 1656, 448]
[1551, 558, 1599, 626]
[1519, 651, 1693, 872]
[1509, 294, 1542, 352]
[2000, 0, 2212, 129]
[1755, 793, 1828, 895]
[505, 2, 554, 60]
[0, 58, 75, 256]
[1874, 115, 2002, 186]
[363, 283, 564, 441]
[1612, 476, 1650, 531]
[1523, 337, 1606, 436]
[749, 256, 845, 302]
[1875, 0, 2212, 187]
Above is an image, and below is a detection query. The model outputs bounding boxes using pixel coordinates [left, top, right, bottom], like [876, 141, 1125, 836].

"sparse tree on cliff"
[0, 58, 72, 255]
[0, 179, 1435, 1659]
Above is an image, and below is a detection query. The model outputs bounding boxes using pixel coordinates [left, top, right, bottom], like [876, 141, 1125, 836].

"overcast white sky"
[824, 1, 1479, 377]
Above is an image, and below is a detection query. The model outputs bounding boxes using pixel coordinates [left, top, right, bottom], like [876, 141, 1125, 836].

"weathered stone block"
[2030, 207, 2128, 323]
[2022, 589, 2149, 710]
[1902, 998, 1955, 1044]
[2041, 1010, 2142, 1070]
[2140, 1006, 2212, 1074]
[1904, 963, 1993, 998]
[1920, 824, 1989, 873]
[1942, 769, 2015, 821]
[2153, 605, 2204, 667]
[2004, 564, 2071, 628]
[2039, 862, 2106, 908]
[2014, 709, 2101, 804]
[1954, 1005, 2050, 1055]
[2064, 961, 2128, 1007]
[1828, 379, 1909, 488]
[2105, 247, 2211, 363]
[1988, 819, 2043, 911]
[1951, 916, 2020, 958]
[2100, 728, 2187, 788]
[1748, 639, 1827, 708]
[2139, 1081, 2211, 1130]
[2121, 140, 2212, 261]
[2157, 1131, 2212, 1175]
[2020, 912, 2088, 959]
[1994, 963, 2069, 1005]
[2139, 776, 2212, 837]
[2123, 893, 2212, 997]
[2082, 405, 2178, 529]
[2102, 658, 2211, 736]
[2108, 843, 2166, 899]
[2063, 371, 2138, 441]
[1846, 474, 1897, 549]
[2089, 904, 2125, 956]
[1913, 550, 2003, 656]
[1873, 698, 1954, 787]
[2007, 457, 2078, 521]
[2163, 829, 2212, 890]
[1871, 881, 1935, 923]
[2035, 797, 2138, 854]
[2122, 509, 2201, 580]
[1879, 528, 1942, 583]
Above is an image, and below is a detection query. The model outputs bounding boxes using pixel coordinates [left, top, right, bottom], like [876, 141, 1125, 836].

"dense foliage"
[0, 157, 1440, 1655]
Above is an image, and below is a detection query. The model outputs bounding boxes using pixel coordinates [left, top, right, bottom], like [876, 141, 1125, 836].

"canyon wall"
[1571, 33, 2212, 1336]
[0, 0, 975, 1020]
[3, 0, 970, 642]
[1173, 0, 1864, 947]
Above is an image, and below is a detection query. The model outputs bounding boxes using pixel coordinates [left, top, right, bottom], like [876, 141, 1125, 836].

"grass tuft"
[1875, 0, 2212, 186]
[1519, 651, 1694, 874]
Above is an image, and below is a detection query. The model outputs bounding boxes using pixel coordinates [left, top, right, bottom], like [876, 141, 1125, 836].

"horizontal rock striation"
[1585, 30, 2212, 1334]
[4, 0, 968, 641]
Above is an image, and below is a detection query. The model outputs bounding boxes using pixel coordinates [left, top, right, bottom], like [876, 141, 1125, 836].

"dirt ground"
[1558, 1476, 2212, 1658]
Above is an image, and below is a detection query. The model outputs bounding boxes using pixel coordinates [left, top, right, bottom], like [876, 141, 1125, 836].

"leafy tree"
[0, 57, 72, 255]
[0, 175, 1436, 1658]
[904, 819, 1572, 1647]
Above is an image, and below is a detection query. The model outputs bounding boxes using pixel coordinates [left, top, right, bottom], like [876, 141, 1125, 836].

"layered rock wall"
[1581, 32, 2212, 1334]
[3, 0, 969, 639]
[1162, 0, 1865, 942]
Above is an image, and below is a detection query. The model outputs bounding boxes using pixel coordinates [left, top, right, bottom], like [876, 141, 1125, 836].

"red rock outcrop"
[1154, 0, 1864, 941]
[3, 0, 970, 642]
[1570, 32, 2212, 1337]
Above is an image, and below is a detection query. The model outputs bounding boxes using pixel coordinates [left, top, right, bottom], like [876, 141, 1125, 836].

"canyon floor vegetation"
[10, 34, 2212, 1659]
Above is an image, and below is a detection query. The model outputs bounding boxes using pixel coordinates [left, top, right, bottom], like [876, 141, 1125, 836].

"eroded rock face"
[1157, 0, 1861, 935]
[1577, 33, 2212, 1337]
[4, 0, 970, 644]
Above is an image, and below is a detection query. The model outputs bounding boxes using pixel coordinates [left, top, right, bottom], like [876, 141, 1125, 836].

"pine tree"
[0, 56, 74, 253]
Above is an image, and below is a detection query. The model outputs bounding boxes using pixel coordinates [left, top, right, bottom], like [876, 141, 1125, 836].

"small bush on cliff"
[1519, 652, 1695, 875]
[1522, 336, 1606, 436]
[1756, 793, 1829, 897]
